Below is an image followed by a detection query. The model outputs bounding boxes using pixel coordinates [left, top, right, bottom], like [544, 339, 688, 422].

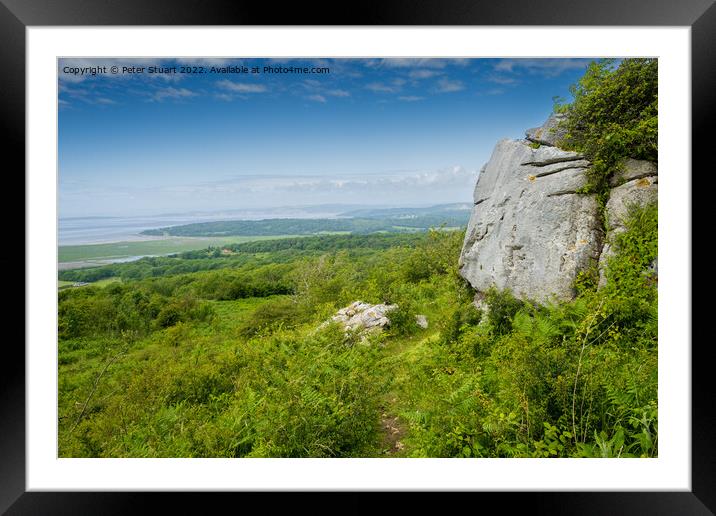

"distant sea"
[58, 207, 352, 246]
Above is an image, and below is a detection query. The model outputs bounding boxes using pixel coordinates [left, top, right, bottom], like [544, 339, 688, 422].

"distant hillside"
[338, 203, 472, 218]
[141, 207, 471, 238]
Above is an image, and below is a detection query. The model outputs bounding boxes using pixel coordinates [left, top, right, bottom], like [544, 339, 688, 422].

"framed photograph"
[4, 0, 711, 513]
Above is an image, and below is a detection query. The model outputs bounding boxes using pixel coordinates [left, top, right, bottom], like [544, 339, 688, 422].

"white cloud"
[216, 80, 267, 93]
[366, 82, 398, 93]
[486, 74, 518, 85]
[307, 94, 327, 103]
[151, 87, 197, 102]
[325, 89, 350, 97]
[59, 86, 121, 105]
[435, 78, 465, 93]
[476, 88, 505, 96]
[176, 57, 235, 66]
[60, 166, 480, 217]
[408, 69, 441, 80]
[493, 58, 591, 77]
[370, 58, 469, 69]
[397, 96, 425, 102]
[189, 166, 478, 195]
[214, 93, 235, 102]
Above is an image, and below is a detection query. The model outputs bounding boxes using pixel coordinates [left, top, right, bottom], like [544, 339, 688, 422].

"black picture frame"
[2, 1, 711, 513]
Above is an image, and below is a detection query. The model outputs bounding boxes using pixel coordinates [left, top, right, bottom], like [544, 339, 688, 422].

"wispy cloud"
[178, 166, 478, 195]
[151, 87, 197, 102]
[325, 89, 350, 97]
[408, 69, 442, 80]
[60, 164, 479, 216]
[366, 82, 398, 94]
[59, 85, 121, 106]
[435, 78, 465, 93]
[493, 58, 591, 77]
[176, 57, 236, 66]
[397, 96, 425, 102]
[368, 58, 469, 69]
[486, 74, 518, 85]
[476, 88, 505, 96]
[298, 80, 350, 101]
[216, 80, 267, 93]
[214, 92, 236, 102]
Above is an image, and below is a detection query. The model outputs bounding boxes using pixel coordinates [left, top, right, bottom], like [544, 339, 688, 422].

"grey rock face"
[525, 113, 568, 147]
[598, 163, 658, 287]
[605, 175, 658, 232]
[609, 158, 658, 187]
[459, 139, 602, 304]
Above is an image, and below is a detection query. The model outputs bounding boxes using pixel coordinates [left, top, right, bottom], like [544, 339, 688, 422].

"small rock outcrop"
[327, 301, 397, 333]
[459, 138, 601, 303]
[415, 314, 428, 329]
[525, 113, 568, 147]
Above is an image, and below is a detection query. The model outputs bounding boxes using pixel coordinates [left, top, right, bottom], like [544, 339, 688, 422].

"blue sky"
[58, 57, 596, 218]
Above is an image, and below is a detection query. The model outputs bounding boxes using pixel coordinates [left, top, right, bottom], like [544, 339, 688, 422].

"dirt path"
[379, 402, 407, 456]
[376, 332, 439, 456]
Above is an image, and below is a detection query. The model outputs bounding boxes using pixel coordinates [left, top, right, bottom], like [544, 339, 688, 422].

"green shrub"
[237, 297, 302, 337]
[555, 58, 657, 193]
[484, 287, 524, 335]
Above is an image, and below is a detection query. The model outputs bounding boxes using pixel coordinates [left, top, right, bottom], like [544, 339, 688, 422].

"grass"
[58, 235, 301, 263]
[207, 296, 286, 332]
[57, 292, 424, 457]
[92, 277, 123, 287]
[58, 277, 122, 291]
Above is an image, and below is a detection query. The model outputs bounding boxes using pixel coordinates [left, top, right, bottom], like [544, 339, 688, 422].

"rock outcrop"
[460, 115, 657, 304]
[525, 113, 568, 147]
[415, 314, 428, 329]
[327, 301, 397, 334]
[597, 159, 658, 287]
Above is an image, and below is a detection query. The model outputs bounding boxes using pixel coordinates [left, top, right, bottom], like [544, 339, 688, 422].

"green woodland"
[140, 212, 470, 238]
[58, 58, 658, 458]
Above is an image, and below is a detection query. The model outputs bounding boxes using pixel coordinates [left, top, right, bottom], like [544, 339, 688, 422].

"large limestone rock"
[459, 139, 602, 304]
[525, 113, 568, 147]
[598, 160, 658, 287]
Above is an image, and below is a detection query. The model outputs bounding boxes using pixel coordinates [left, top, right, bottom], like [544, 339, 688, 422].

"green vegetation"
[59, 212, 656, 457]
[554, 58, 657, 194]
[58, 233, 430, 284]
[59, 235, 301, 263]
[58, 61, 657, 458]
[140, 213, 470, 238]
